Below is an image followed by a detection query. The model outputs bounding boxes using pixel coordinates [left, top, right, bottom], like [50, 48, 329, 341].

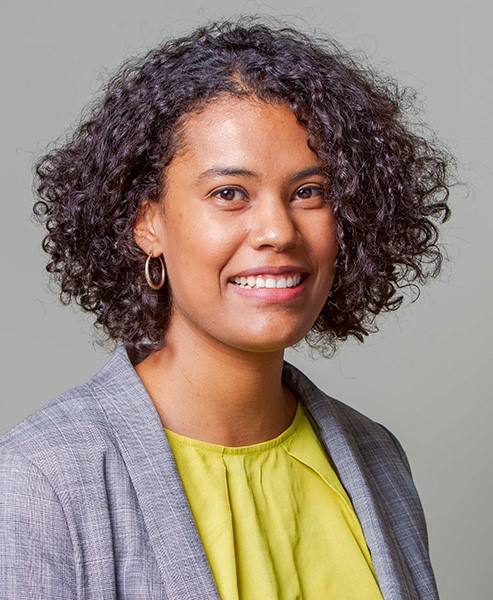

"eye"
[210, 186, 248, 203]
[294, 185, 326, 203]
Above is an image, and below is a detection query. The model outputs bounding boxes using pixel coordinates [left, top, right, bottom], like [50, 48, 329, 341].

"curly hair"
[34, 19, 452, 355]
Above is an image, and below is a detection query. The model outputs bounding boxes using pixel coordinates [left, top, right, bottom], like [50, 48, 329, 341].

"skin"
[134, 96, 338, 446]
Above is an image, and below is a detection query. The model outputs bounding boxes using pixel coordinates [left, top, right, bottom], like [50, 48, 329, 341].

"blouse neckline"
[164, 403, 302, 456]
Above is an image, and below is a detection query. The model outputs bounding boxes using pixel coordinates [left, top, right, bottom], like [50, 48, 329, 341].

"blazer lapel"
[90, 347, 220, 600]
[283, 362, 419, 600]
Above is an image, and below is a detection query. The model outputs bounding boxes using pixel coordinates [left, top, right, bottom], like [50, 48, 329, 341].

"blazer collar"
[90, 346, 417, 600]
[283, 362, 419, 600]
[90, 346, 220, 600]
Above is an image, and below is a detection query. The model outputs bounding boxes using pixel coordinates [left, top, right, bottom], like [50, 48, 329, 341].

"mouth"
[230, 273, 306, 290]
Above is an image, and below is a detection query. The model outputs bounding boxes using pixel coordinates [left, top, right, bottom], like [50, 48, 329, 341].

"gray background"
[1, 0, 491, 598]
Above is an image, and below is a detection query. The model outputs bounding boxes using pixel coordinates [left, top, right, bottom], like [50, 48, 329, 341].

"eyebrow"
[289, 166, 327, 182]
[196, 165, 327, 183]
[197, 167, 260, 182]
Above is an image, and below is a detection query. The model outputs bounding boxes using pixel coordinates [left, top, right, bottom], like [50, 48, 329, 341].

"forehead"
[170, 96, 320, 175]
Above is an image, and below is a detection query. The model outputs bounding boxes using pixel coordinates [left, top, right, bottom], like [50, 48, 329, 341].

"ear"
[133, 200, 164, 256]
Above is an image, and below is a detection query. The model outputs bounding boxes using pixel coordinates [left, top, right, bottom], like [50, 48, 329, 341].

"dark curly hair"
[34, 19, 452, 355]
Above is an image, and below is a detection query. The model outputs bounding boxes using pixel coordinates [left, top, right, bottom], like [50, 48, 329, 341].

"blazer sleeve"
[0, 449, 77, 599]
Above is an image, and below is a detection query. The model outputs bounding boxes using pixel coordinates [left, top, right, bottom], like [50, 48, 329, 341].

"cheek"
[327, 233, 339, 269]
[308, 223, 338, 297]
[306, 214, 338, 264]
[161, 212, 243, 280]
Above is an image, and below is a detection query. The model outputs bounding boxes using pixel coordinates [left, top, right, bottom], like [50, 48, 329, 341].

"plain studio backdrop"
[1, 0, 491, 598]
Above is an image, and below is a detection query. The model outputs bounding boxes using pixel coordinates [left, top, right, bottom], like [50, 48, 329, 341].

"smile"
[231, 274, 304, 289]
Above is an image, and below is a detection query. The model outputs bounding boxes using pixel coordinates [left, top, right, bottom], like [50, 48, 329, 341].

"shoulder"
[1, 378, 111, 452]
[283, 361, 412, 472]
[0, 349, 134, 490]
[1, 344, 146, 451]
[0, 345, 164, 498]
[0, 383, 118, 498]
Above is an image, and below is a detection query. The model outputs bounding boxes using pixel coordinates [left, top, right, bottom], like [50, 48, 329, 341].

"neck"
[135, 317, 297, 446]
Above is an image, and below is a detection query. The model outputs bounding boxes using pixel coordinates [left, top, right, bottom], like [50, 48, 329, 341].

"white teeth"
[233, 274, 303, 289]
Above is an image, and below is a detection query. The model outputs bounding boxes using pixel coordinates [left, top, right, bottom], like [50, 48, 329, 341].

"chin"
[229, 323, 310, 354]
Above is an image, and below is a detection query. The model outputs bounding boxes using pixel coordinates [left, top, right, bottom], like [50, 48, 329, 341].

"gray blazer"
[0, 347, 438, 599]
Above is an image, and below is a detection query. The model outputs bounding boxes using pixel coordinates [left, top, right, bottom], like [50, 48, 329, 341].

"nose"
[249, 196, 301, 252]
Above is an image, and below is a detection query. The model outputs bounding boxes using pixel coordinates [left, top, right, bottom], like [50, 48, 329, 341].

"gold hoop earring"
[145, 250, 166, 290]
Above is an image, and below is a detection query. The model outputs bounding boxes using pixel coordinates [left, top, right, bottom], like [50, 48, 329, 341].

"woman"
[0, 20, 451, 599]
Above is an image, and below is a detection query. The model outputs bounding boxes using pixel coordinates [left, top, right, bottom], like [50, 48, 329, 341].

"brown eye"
[211, 187, 247, 202]
[295, 185, 325, 200]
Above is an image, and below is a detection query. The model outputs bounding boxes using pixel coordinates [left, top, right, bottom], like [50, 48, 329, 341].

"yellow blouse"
[165, 404, 383, 600]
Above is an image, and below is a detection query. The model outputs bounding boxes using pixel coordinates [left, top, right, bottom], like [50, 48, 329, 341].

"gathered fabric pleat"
[165, 404, 384, 600]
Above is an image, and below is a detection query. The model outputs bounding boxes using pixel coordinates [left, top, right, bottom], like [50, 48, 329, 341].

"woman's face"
[137, 96, 338, 354]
